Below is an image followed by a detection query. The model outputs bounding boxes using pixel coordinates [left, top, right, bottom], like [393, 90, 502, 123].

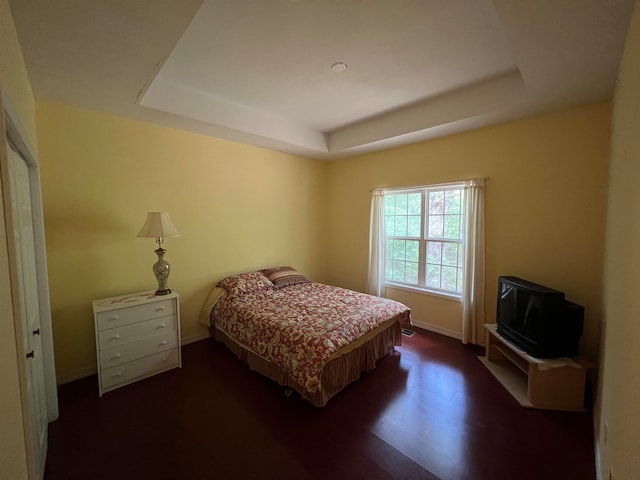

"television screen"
[496, 276, 583, 358]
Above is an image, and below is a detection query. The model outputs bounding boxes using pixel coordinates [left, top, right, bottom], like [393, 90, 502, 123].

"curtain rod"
[370, 177, 489, 192]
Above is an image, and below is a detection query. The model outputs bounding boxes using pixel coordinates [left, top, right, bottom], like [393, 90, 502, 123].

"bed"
[200, 267, 411, 406]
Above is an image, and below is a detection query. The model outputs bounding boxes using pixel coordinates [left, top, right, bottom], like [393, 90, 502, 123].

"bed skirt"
[212, 315, 404, 407]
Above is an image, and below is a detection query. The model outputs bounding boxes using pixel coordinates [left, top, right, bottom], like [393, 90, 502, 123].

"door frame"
[0, 92, 58, 477]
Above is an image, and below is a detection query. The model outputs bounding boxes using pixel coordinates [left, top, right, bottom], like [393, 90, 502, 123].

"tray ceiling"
[10, 0, 635, 159]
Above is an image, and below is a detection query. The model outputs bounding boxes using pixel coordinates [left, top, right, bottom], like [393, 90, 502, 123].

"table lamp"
[137, 212, 179, 295]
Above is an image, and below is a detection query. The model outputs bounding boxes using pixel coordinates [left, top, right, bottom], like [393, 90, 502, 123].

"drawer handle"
[155, 306, 165, 312]
[115, 372, 123, 377]
[110, 353, 122, 360]
[159, 340, 167, 346]
[156, 324, 167, 329]
[109, 334, 121, 341]
[107, 316, 119, 322]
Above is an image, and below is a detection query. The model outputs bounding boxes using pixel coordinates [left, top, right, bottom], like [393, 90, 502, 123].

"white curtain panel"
[368, 190, 386, 297]
[462, 178, 486, 344]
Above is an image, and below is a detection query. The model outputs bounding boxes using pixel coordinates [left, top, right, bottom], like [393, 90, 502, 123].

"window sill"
[385, 282, 462, 302]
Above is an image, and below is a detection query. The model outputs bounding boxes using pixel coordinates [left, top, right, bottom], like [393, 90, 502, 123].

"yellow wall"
[0, 0, 33, 477]
[36, 101, 328, 382]
[598, 3, 640, 478]
[0, 1, 36, 148]
[327, 102, 611, 361]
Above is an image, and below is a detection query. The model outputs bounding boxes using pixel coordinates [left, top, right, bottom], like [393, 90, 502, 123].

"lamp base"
[152, 247, 172, 295]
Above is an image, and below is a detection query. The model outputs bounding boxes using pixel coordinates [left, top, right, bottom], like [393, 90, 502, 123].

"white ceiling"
[10, 0, 635, 160]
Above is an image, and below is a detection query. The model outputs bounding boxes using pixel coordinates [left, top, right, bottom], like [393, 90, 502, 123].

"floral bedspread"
[211, 282, 410, 394]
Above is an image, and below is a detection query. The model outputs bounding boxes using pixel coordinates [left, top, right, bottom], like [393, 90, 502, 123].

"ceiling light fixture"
[330, 62, 348, 73]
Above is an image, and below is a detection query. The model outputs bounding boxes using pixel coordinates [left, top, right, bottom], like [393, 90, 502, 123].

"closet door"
[6, 144, 48, 476]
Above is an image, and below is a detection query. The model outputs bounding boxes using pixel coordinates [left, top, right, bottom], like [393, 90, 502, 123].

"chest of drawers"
[93, 291, 181, 396]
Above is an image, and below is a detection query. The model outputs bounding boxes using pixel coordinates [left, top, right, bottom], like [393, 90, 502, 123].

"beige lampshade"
[136, 212, 180, 238]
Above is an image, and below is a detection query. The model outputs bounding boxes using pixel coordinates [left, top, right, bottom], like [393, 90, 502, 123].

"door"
[7, 144, 48, 475]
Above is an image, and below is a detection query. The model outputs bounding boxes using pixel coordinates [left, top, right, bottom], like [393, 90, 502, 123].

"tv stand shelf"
[479, 324, 589, 411]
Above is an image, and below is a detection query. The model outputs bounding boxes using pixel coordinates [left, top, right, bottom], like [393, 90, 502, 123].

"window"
[384, 184, 464, 296]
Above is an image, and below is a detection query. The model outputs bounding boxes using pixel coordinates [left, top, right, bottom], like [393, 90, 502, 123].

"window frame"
[384, 183, 465, 299]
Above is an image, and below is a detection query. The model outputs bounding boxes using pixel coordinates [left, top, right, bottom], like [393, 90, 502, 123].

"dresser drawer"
[99, 332, 178, 369]
[101, 348, 180, 390]
[96, 298, 176, 331]
[98, 315, 177, 350]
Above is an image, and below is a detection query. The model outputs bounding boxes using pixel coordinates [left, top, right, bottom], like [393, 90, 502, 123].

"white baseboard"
[409, 319, 462, 340]
[57, 332, 212, 385]
[181, 331, 211, 345]
[60, 325, 465, 385]
[57, 366, 97, 385]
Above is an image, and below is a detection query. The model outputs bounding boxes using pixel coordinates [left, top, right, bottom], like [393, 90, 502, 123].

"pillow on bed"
[260, 266, 310, 289]
[217, 271, 273, 296]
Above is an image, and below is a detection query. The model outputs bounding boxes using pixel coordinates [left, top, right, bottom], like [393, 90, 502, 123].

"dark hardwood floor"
[45, 329, 596, 480]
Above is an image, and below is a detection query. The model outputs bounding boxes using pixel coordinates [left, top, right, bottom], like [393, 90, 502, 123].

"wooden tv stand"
[479, 324, 590, 411]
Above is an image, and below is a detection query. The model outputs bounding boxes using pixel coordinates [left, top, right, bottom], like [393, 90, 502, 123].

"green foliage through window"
[384, 185, 464, 295]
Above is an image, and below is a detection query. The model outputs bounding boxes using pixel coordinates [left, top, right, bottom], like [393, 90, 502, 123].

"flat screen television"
[496, 276, 584, 358]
